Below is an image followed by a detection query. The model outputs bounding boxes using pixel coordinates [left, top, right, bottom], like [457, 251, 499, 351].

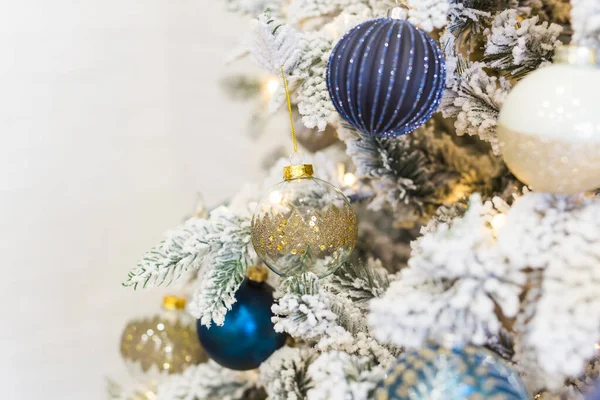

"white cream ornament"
[497, 45, 600, 194]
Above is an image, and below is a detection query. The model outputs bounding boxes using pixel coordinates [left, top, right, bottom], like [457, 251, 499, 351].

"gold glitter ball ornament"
[251, 163, 358, 278]
[120, 295, 207, 380]
[498, 44, 600, 194]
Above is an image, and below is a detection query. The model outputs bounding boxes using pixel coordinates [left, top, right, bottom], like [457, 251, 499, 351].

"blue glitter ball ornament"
[376, 344, 529, 400]
[327, 18, 445, 137]
[197, 277, 286, 371]
[588, 387, 600, 400]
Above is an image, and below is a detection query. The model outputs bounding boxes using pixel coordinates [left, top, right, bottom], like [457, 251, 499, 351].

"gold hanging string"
[280, 65, 298, 153]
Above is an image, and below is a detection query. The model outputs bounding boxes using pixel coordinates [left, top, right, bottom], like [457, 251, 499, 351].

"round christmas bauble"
[251, 163, 358, 278]
[120, 295, 207, 380]
[588, 387, 600, 400]
[327, 18, 445, 137]
[196, 275, 286, 370]
[498, 45, 600, 194]
[376, 344, 529, 400]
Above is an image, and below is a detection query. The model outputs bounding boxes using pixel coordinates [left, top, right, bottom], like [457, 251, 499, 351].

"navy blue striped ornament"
[327, 18, 445, 137]
[376, 344, 529, 400]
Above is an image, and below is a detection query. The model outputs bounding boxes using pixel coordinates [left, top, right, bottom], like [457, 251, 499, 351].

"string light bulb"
[491, 214, 507, 232]
[265, 78, 279, 95]
[343, 172, 357, 186]
[269, 190, 283, 204]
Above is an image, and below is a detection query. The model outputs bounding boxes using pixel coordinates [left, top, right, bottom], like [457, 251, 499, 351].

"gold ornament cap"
[162, 295, 186, 310]
[554, 44, 598, 65]
[283, 164, 314, 181]
[246, 265, 269, 282]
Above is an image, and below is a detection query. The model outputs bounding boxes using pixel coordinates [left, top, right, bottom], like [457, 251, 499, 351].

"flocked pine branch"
[342, 122, 465, 225]
[571, 0, 600, 49]
[286, 0, 351, 25]
[251, 11, 303, 75]
[520, 0, 572, 23]
[325, 259, 390, 307]
[445, 2, 493, 40]
[295, 32, 337, 131]
[259, 346, 316, 400]
[439, 41, 510, 154]
[306, 351, 385, 400]
[188, 208, 253, 327]
[124, 218, 213, 289]
[500, 195, 600, 391]
[483, 9, 563, 79]
[221, 0, 280, 16]
[156, 361, 259, 400]
[369, 194, 526, 349]
[405, 0, 450, 32]
[124, 206, 253, 327]
[273, 273, 395, 365]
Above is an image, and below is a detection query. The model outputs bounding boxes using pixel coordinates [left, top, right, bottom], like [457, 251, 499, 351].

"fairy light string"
[280, 65, 298, 153]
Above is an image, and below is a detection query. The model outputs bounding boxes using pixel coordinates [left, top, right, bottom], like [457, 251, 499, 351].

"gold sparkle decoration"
[120, 296, 207, 378]
[251, 173, 358, 278]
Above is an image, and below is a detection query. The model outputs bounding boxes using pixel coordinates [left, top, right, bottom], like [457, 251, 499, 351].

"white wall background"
[0, 2, 276, 398]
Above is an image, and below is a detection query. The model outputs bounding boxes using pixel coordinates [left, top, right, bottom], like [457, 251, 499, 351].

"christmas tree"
[110, 0, 600, 399]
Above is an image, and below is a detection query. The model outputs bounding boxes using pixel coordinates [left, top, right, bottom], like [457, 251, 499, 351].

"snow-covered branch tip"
[369, 194, 526, 349]
[273, 273, 395, 365]
[295, 33, 336, 131]
[188, 209, 253, 327]
[325, 259, 390, 306]
[342, 122, 463, 224]
[484, 9, 563, 79]
[306, 351, 386, 400]
[251, 11, 302, 75]
[157, 361, 259, 400]
[440, 50, 510, 155]
[124, 207, 253, 328]
[405, 0, 450, 32]
[124, 218, 213, 290]
[260, 346, 316, 400]
[571, 0, 600, 49]
[502, 195, 600, 391]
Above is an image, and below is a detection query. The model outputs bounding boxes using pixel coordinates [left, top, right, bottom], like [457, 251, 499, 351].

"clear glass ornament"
[251, 163, 358, 278]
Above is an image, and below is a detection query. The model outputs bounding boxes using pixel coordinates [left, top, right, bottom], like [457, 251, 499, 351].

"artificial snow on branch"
[123, 217, 211, 290]
[124, 205, 253, 327]
[440, 50, 510, 154]
[325, 259, 390, 306]
[272, 273, 352, 343]
[306, 351, 385, 400]
[342, 122, 477, 225]
[369, 194, 526, 349]
[188, 208, 253, 327]
[156, 361, 258, 400]
[259, 346, 316, 400]
[272, 273, 395, 365]
[405, 0, 450, 32]
[295, 33, 336, 131]
[221, 0, 279, 16]
[484, 9, 563, 79]
[501, 195, 600, 390]
[445, 2, 492, 40]
[251, 12, 303, 75]
[571, 0, 600, 48]
[286, 0, 348, 25]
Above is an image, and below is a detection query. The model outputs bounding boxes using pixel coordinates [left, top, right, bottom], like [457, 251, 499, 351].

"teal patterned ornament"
[376, 344, 529, 400]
